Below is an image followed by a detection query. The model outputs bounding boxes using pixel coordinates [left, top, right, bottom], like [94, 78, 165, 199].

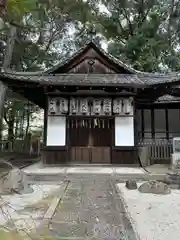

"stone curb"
[43, 197, 61, 220]
[44, 181, 69, 220]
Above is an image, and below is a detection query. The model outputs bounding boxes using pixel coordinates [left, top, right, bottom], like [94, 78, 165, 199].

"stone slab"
[35, 177, 138, 240]
[44, 182, 69, 220]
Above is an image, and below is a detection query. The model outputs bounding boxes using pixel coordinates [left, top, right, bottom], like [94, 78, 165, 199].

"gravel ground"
[117, 182, 180, 240]
[0, 184, 63, 233]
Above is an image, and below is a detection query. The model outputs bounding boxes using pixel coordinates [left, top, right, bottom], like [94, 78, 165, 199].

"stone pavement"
[24, 164, 150, 184]
[145, 164, 170, 175]
[35, 176, 137, 240]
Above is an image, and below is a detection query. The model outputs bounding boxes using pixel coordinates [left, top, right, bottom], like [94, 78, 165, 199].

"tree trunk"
[23, 108, 30, 150]
[0, 26, 17, 140]
[14, 116, 19, 139]
[25, 109, 30, 138]
[8, 120, 14, 142]
[19, 108, 25, 140]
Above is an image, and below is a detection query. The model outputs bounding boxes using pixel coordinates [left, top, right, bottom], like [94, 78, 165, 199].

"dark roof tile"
[1, 72, 180, 86]
[155, 94, 180, 103]
[138, 72, 180, 85]
[0, 73, 145, 86]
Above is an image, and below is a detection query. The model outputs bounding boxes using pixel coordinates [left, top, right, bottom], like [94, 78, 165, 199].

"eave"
[0, 75, 45, 108]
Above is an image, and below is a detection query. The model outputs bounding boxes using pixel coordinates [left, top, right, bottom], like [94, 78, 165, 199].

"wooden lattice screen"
[138, 139, 173, 164]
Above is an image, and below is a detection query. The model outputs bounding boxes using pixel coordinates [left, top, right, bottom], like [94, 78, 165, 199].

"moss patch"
[0, 229, 24, 240]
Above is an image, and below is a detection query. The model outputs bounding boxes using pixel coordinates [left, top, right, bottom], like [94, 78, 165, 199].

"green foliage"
[2, 96, 41, 140]
[2, 0, 180, 140]
[7, 0, 37, 19]
[1, 0, 180, 72]
[0, 0, 99, 138]
[94, 0, 180, 72]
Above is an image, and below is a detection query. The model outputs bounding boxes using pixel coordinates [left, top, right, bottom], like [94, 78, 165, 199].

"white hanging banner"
[48, 98, 57, 115]
[123, 98, 133, 114]
[103, 98, 112, 114]
[47, 97, 133, 116]
[113, 98, 123, 114]
[92, 99, 102, 115]
[59, 98, 68, 114]
[79, 98, 89, 114]
[70, 98, 78, 114]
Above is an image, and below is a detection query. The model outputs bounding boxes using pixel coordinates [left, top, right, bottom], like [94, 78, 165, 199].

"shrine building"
[0, 41, 180, 165]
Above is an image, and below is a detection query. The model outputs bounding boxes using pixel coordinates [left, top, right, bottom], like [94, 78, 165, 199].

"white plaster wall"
[115, 116, 134, 146]
[46, 116, 66, 146]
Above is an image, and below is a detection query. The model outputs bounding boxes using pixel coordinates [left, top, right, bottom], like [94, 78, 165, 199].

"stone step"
[25, 173, 154, 184]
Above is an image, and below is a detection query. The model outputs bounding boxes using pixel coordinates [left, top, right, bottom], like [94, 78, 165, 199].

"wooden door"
[70, 147, 91, 163]
[70, 147, 110, 163]
[91, 147, 111, 163]
[68, 117, 113, 163]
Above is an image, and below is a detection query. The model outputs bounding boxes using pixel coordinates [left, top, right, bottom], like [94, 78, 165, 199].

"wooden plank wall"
[136, 108, 180, 141]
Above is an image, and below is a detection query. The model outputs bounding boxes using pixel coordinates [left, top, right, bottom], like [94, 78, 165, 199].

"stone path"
[35, 176, 137, 240]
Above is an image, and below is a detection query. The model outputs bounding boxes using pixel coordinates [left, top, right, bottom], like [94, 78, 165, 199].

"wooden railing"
[0, 139, 43, 156]
[138, 139, 173, 165]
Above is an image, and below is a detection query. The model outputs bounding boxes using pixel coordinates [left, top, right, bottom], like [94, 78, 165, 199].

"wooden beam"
[136, 102, 180, 109]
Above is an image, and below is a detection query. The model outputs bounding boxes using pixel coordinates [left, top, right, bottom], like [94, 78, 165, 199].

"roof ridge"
[44, 41, 92, 74]
[94, 42, 137, 74]
[47, 73, 136, 76]
[45, 40, 140, 74]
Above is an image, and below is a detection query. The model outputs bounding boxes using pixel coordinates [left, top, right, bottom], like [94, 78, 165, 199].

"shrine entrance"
[67, 117, 114, 163]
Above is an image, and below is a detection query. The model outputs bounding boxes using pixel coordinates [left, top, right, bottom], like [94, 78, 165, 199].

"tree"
[0, 0, 100, 142]
[90, 0, 180, 72]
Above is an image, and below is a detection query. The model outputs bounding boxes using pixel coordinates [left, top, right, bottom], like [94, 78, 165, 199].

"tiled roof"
[42, 74, 144, 85]
[155, 94, 180, 103]
[0, 73, 144, 86]
[1, 41, 180, 86]
[42, 41, 180, 85]
[1, 72, 180, 86]
[138, 72, 180, 85]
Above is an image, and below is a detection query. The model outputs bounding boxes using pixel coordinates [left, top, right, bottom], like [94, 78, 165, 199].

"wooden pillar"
[165, 109, 169, 140]
[151, 108, 155, 139]
[133, 102, 138, 146]
[141, 110, 144, 140]
[43, 95, 48, 147]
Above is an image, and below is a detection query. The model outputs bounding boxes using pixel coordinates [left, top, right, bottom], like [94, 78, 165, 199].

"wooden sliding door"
[67, 117, 113, 163]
